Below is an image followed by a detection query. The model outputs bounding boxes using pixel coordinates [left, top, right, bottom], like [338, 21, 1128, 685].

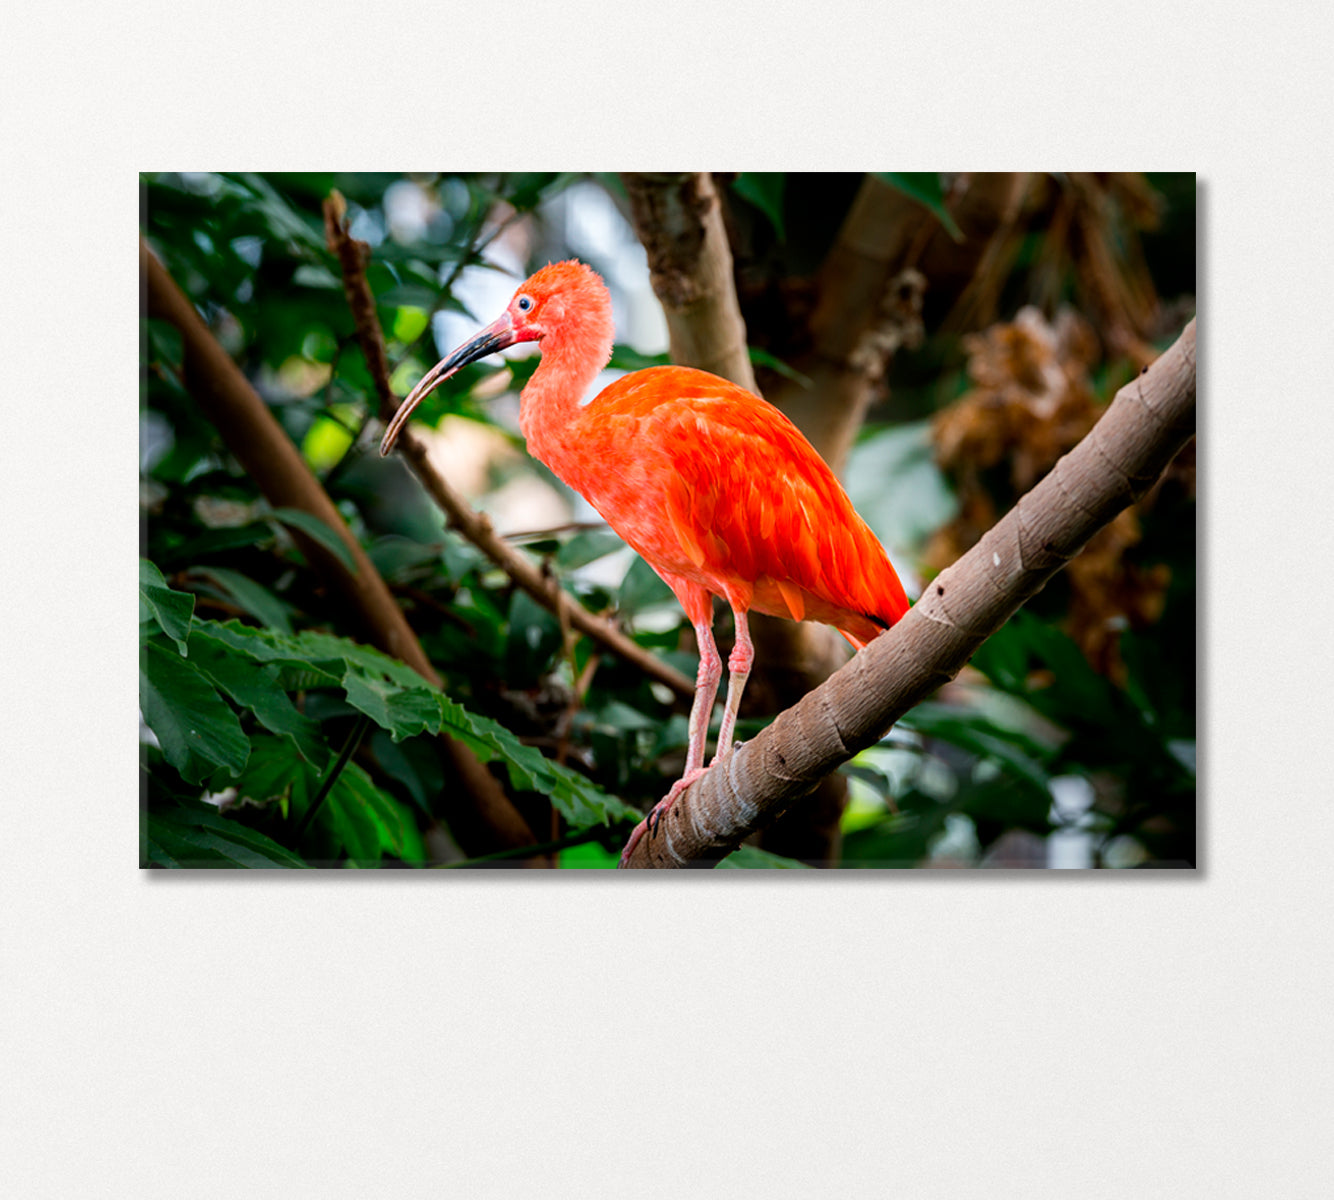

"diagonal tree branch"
[619, 319, 1197, 867]
[140, 237, 541, 858]
[321, 195, 694, 702]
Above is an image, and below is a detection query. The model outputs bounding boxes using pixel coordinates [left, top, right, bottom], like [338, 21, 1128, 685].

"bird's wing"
[590, 369, 908, 630]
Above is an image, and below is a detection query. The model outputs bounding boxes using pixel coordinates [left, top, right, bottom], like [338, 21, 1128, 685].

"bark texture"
[621, 173, 757, 390]
[619, 320, 1197, 867]
[141, 237, 542, 858]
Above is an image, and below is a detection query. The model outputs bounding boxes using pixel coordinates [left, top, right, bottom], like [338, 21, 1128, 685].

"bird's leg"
[713, 608, 752, 763]
[618, 618, 720, 867]
[682, 618, 722, 776]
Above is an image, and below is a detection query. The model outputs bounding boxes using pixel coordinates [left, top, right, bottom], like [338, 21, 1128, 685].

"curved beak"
[379, 311, 519, 455]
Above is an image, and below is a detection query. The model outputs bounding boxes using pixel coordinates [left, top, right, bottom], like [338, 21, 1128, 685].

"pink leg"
[714, 607, 753, 761]
[620, 604, 720, 868]
[682, 618, 722, 775]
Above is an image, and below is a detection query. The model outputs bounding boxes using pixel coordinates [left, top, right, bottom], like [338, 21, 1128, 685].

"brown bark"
[619, 320, 1197, 867]
[621, 173, 757, 390]
[321, 196, 694, 703]
[140, 237, 541, 859]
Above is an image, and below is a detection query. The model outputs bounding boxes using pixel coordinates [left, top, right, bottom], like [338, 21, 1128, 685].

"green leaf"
[370, 730, 442, 815]
[185, 616, 636, 831]
[139, 559, 194, 655]
[270, 508, 359, 575]
[188, 630, 326, 763]
[506, 588, 563, 680]
[876, 172, 964, 241]
[554, 529, 626, 571]
[334, 763, 426, 864]
[608, 344, 670, 372]
[732, 173, 786, 241]
[366, 535, 444, 581]
[293, 264, 342, 289]
[187, 567, 294, 634]
[900, 703, 1052, 796]
[619, 555, 677, 618]
[229, 736, 423, 865]
[146, 803, 310, 869]
[341, 669, 440, 742]
[434, 694, 641, 828]
[845, 419, 958, 552]
[140, 640, 250, 783]
[189, 621, 345, 693]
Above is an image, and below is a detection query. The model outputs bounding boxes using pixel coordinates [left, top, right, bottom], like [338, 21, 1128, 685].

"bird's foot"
[617, 768, 707, 868]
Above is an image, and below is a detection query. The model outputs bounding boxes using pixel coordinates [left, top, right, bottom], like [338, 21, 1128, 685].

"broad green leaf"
[188, 630, 326, 763]
[506, 588, 563, 681]
[297, 629, 431, 689]
[229, 736, 422, 865]
[619, 554, 676, 618]
[590, 701, 659, 733]
[140, 640, 250, 783]
[434, 694, 641, 828]
[732, 173, 786, 241]
[187, 567, 294, 634]
[379, 284, 440, 310]
[293, 264, 342, 289]
[341, 669, 439, 741]
[391, 306, 431, 343]
[160, 523, 272, 568]
[192, 620, 343, 687]
[608, 344, 670, 372]
[229, 172, 328, 254]
[876, 172, 964, 241]
[555, 529, 626, 571]
[139, 559, 194, 655]
[230, 733, 314, 814]
[146, 804, 310, 869]
[269, 508, 359, 575]
[845, 419, 958, 553]
[334, 763, 426, 864]
[185, 617, 635, 830]
[366, 535, 444, 580]
[900, 703, 1052, 796]
[370, 730, 442, 815]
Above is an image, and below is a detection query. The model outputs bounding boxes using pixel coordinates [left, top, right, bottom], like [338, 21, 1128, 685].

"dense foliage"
[140, 172, 1195, 868]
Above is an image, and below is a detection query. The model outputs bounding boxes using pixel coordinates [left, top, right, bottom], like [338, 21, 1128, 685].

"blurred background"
[139, 172, 1196, 869]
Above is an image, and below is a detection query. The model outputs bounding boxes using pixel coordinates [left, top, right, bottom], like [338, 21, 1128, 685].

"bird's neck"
[519, 327, 611, 475]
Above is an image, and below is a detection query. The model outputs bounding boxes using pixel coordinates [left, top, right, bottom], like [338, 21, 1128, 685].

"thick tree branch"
[140, 237, 541, 857]
[620, 173, 757, 391]
[321, 196, 694, 702]
[619, 320, 1197, 867]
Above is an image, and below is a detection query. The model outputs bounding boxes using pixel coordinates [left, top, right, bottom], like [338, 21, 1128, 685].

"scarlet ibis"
[380, 260, 909, 864]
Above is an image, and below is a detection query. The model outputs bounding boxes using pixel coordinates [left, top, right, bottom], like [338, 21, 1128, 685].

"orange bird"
[380, 260, 909, 863]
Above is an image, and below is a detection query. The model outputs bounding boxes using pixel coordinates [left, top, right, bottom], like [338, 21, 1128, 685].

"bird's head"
[379, 259, 613, 456]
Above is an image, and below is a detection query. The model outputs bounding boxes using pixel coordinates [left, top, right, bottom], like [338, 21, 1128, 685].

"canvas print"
[139, 172, 1196, 869]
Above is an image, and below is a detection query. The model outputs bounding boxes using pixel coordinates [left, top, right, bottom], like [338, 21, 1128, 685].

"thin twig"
[293, 714, 372, 845]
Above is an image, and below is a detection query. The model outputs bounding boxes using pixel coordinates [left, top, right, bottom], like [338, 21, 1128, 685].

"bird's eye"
[517, 295, 533, 312]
